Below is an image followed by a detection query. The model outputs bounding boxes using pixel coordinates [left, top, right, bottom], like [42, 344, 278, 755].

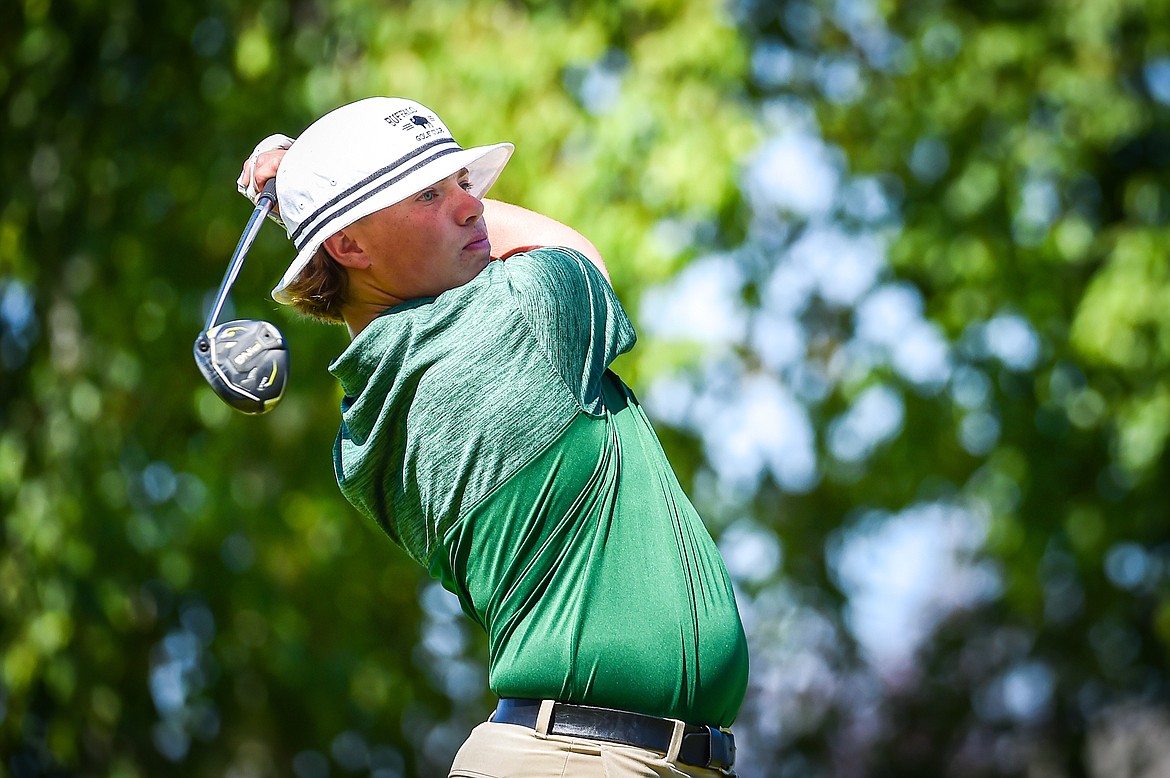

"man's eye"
[460, 180, 473, 191]
[419, 190, 436, 202]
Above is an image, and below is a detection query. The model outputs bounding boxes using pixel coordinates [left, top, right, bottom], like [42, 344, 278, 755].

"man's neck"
[341, 292, 407, 339]
[342, 307, 378, 339]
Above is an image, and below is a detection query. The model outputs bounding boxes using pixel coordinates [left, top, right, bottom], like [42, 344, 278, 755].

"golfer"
[237, 97, 747, 777]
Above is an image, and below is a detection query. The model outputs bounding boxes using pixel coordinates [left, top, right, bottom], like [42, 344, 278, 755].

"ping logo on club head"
[234, 340, 266, 366]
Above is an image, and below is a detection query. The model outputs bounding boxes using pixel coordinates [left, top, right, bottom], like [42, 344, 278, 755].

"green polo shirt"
[329, 247, 748, 726]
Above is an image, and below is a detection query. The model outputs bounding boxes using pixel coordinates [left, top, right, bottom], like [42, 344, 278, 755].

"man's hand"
[236, 134, 294, 225]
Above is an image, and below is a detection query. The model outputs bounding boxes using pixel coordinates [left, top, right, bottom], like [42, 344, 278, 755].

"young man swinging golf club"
[236, 97, 747, 777]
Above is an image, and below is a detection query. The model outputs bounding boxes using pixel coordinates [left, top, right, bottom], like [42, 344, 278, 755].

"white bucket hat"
[271, 96, 514, 304]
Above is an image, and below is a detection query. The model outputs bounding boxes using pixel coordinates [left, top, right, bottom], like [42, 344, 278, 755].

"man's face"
[344, 168, 491, 301]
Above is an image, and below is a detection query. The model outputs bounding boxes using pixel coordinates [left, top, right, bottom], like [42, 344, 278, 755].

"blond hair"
[280, 248, 348, 323]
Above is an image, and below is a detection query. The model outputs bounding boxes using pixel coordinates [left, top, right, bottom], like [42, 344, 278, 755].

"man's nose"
[456, 187, 484, 223]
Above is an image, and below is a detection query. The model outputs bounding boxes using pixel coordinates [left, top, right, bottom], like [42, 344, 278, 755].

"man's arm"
[482, 199, 610, 284]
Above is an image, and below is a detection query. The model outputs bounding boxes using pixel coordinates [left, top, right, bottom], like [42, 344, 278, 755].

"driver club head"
[194, 319, 288, 415]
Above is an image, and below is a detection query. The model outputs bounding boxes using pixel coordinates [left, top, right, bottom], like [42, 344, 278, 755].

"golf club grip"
[257, 176, 277, 210]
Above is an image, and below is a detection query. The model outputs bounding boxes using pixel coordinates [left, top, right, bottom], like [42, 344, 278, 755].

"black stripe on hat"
[291, 137, 461, 249]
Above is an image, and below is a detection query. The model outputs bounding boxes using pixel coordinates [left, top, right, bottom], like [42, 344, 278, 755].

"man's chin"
[458, 254, 492, 286]
[464, 245, 492, 270]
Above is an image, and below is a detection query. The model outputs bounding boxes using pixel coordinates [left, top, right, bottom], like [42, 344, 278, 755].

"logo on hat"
[391, 112, 444, 142]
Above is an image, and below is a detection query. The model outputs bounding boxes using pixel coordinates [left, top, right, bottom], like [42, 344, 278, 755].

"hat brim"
[272, 141, 514, 304]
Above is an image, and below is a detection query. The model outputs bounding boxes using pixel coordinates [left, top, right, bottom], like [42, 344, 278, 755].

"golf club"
[193, 178, 289, 415]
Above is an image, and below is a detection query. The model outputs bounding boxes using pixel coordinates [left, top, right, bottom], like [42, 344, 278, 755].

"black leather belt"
[490, 698, 735, 772]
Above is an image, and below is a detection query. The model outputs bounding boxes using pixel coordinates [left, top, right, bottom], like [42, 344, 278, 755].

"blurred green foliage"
[725, 0, 1170, 774]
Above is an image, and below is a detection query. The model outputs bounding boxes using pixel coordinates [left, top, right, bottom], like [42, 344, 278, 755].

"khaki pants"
[448, 708, 734, 778]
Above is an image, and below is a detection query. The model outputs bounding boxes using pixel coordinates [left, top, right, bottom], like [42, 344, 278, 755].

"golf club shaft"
[204, 179, 278, 332]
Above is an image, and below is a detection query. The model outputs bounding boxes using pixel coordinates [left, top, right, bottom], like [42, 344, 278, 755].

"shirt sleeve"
[500, 247, 636, 416]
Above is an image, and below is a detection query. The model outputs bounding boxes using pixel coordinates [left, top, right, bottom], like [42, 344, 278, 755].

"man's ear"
[322, 231, 370, 269]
